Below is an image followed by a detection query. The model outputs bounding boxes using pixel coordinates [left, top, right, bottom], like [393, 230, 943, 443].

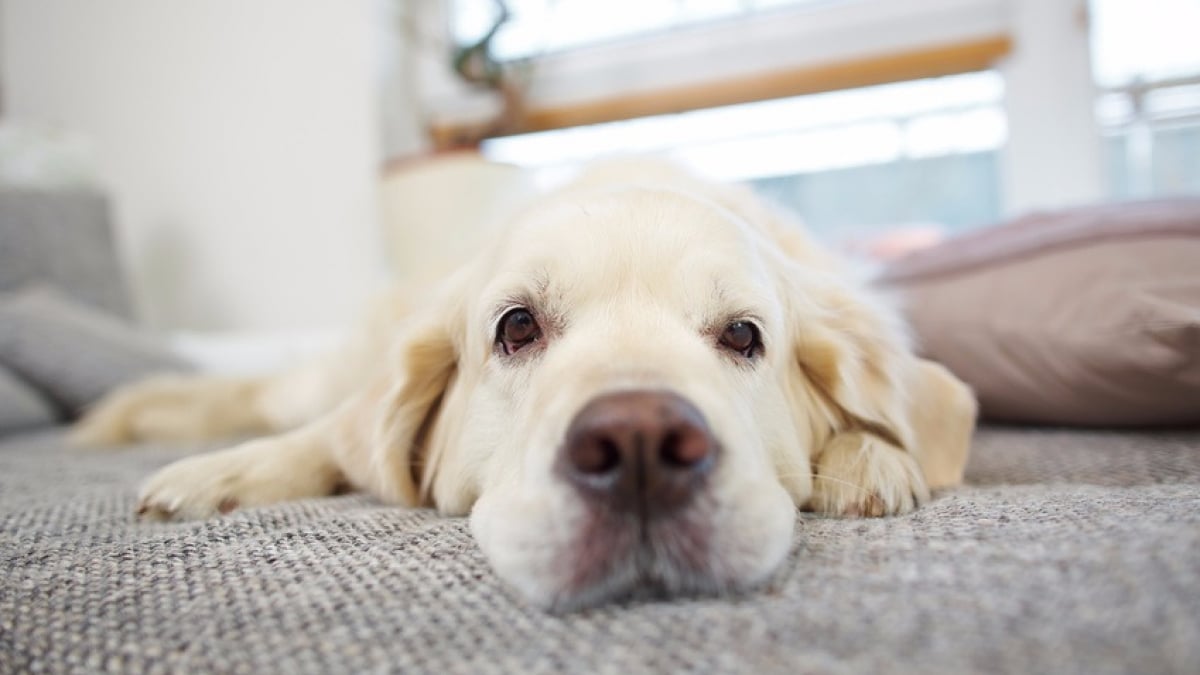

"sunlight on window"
[1090, 0, 1200, 86]
[453, 0, 844, 60]
[1091, 0, 1200, 198]
[482, 72, 1006, 235]
[483, 72, 1005, 184]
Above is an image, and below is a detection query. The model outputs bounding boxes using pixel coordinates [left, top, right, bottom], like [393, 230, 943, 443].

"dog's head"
[370, 186, 960, 610]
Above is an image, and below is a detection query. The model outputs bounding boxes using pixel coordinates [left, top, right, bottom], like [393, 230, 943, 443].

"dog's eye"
[719, 321, 762, 358]
[497, 308, 542, 354]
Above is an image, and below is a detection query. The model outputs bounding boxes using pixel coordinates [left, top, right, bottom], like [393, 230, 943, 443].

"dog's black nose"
[559, 390, 717, 517]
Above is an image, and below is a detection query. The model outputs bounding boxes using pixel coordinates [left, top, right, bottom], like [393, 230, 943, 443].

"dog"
[74, 161, 976, 610]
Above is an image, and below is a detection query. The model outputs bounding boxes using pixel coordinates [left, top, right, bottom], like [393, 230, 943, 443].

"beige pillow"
[877, 199, 1200, 427]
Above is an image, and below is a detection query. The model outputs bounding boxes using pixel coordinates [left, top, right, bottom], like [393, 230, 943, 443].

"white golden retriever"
[75, 162, 976, 610]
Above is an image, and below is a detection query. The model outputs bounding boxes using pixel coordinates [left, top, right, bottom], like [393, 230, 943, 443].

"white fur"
[75, 162, 977, 609]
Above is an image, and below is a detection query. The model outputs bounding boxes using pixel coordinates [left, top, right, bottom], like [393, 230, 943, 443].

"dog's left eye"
[497, 308, 542, 355]
[719, 321, 763, 358]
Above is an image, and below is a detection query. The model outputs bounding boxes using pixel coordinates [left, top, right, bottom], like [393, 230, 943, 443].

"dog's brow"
[489, 269, 553, 325]
[711, 280, 731, 304]
[709, 282, 752, 318]
[532, 270, 551, 296]
[708, 281, 769, 333]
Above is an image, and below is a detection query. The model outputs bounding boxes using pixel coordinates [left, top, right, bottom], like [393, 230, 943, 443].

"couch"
[1, 426, 1198, 673]
[1, 188, 1197, 674]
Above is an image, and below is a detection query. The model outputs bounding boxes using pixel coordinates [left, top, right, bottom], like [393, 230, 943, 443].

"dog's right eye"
[497, 308, 542, 355]
[719, 320, 763, 359]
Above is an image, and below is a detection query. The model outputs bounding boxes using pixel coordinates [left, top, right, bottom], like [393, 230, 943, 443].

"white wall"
[1, 0, 389, 331]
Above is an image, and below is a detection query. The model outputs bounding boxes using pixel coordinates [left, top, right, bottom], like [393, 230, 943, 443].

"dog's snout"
[560, 391, 716, 516]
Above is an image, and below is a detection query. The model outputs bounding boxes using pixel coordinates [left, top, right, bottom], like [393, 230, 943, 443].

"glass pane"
[1092, 1, 1200, 197]
[1091, 0, 1200, 86]
[752, 152, 1001, 239]
[482, 72, 1005, 246]
[1151, 126, 1200, 194]
[453, 0, 852, 60]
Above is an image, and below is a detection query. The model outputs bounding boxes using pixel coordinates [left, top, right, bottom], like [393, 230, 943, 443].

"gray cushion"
[0, 364, 58, 434]
[0, 286, 189, 416]
[0, 188, 132, 318]
[0, 426, 1197, 673]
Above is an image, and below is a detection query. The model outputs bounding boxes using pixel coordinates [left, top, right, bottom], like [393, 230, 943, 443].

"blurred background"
[0, 0, 1197, 340]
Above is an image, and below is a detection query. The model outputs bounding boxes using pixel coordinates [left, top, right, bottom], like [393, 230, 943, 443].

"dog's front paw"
[137, 445, 258, 521]
[137, 438, 337, 521]
[809, 432, 929, 517]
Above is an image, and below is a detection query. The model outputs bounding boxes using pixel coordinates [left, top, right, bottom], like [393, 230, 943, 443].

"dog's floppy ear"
[791, 278, 917, 451]
[789, 272, 975, 487]
[354, 278, 467, 508]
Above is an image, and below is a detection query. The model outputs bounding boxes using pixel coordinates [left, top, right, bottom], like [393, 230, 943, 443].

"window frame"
[429, 0, 1012, 144]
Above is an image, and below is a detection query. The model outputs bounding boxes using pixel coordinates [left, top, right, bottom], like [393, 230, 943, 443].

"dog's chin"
[471, 490, 795, 612]
[545, 508, 738, 612]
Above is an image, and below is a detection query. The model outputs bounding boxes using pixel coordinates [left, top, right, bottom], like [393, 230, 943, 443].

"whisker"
[774, 471, 875, 498]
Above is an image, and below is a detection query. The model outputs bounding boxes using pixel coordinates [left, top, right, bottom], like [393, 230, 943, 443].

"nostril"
[560, 391, 718, 516]
[660, 427, 712, 469]
[570, 436, 622, 475]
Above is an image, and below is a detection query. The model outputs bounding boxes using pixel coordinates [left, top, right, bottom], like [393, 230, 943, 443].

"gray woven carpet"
[2, 427, 1198, 674]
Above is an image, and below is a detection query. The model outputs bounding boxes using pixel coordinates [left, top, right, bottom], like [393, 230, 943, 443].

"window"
[446, 0, 1012, 251]
[484, 71, 1005, 244]
[1092, 0, 1200, 198]
[452, 0, 846, 61]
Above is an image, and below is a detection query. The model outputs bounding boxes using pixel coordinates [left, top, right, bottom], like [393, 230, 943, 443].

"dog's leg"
[130, 284, 452, 519]
[135, 375, 416, 520]
[72, 289, 416, 447]
[136, 423, 345, 521]
[808, 431, 929, 517]
[71, 352, 377, 447]
[70, 374, 274, 446]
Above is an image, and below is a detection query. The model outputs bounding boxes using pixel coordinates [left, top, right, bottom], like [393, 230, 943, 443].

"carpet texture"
[1, 427, 1198, 674]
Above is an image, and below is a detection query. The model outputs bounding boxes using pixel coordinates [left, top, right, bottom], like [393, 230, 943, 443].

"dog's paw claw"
[135, 491, 192, 522]
[839, 488, 922, 518]
[842, 492, 884, 518]
[136, 452, 244, 522]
